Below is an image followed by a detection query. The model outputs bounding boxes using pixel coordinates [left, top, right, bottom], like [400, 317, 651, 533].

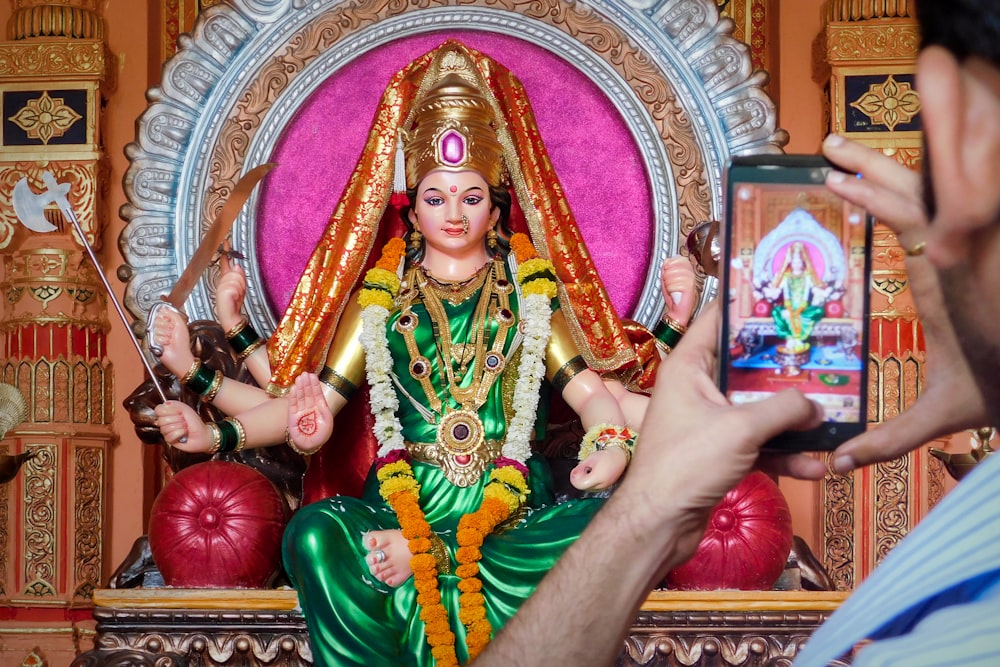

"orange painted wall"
[774, 0, 828, 554]
[100, 0, 163, 574]
[0, 0, 832, 580]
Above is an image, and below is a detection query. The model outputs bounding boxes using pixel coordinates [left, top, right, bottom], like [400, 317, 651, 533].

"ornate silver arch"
[120, 0, 785, 334]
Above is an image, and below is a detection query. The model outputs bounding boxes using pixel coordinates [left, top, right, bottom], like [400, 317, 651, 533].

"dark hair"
[917, 0, 1000, 67]
[400, 183, 514, 265]
[916, 0, 1000, 219]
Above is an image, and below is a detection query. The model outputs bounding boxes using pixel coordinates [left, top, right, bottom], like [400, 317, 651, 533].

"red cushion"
[148, 461, 287, 588]
[664, 471, 792, 590]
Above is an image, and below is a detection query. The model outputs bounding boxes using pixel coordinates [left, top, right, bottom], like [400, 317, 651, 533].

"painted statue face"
[410, 169, 500, 261]
[790, 251, 805, 272]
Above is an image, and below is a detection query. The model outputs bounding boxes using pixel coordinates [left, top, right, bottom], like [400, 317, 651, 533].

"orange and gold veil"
[266, 41, 655, 499]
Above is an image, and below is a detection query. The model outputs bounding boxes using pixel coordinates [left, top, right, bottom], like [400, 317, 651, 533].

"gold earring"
[487, 226, 498, 250]
[409, 226, 423, 252]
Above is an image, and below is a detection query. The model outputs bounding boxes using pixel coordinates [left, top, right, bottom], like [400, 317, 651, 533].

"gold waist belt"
[407, 438, 504, 487]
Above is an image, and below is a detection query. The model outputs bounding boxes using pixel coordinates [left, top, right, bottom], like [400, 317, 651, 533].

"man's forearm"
[475, 487, 708, 666]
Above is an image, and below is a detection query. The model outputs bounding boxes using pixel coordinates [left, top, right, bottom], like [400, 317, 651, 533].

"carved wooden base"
[621, 592, 850, 666]
[71, 589, 311, 666]
[73, 589, 847, 666]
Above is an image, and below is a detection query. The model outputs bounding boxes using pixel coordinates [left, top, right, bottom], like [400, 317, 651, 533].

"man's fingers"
[822, 136, 926, 235]
[830, 401, 959, 474]
[757, 451, 827, 480]
[733, 389, 824, 448]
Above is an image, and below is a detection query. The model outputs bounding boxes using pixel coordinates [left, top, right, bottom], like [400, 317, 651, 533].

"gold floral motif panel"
[0, 82, 99, 160]
[21, 442, 57, 598]
[74, 442, 104, 600]
[0, 40, 109, 79]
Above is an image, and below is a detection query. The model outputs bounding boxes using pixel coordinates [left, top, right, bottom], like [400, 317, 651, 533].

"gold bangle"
[578, 424, 637, 464]
[664, 317, 687, 335]
[200, 370, 224, 403]
[237, 337, 265, 361]
[207, 423, 222, 454]
[225, 317, 249, 340]
[285, 428, 319, 457]
[597, 440, 633, 466]
[180, 359, 201, 385]
[225, 417, 247, 453]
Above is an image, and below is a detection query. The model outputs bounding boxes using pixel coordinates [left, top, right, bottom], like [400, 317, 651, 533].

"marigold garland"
[377, 450, 460, 667]
[510, 232, 536, 263]
[376, 237, 406, 271]
[362, 236, 558, 664]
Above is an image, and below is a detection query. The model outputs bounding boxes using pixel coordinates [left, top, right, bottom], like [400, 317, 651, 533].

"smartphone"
[718, 154, 873, 451]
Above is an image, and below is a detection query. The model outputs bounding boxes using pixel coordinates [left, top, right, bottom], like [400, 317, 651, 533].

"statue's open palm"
[287, 373, 333, 453]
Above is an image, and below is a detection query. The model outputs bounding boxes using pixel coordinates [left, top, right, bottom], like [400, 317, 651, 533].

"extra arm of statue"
[151, 305, 270, 415]
[214, 253, 272, 387]
[660, 256, 697, 331]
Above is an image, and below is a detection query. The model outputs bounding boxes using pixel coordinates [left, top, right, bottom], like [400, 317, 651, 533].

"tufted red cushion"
[664, 471, 793, 590]
[148, 461, 287, 588]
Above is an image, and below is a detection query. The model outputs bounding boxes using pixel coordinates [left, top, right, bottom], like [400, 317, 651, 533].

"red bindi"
[449, 185, 458, 193]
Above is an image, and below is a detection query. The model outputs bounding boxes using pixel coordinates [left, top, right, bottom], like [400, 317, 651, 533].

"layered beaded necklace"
[357, 234, 558, 664]
[393, 258, 518, 484]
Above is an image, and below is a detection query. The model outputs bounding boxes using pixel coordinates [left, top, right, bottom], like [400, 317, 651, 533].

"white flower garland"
[502, 291, 552, 463]
[359, 304, 405, 456]
[359, 267, 553, 464]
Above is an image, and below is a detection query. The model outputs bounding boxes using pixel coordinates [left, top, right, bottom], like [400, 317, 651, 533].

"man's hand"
[620, 305, 826, 553]
[823, 132, 988, 473]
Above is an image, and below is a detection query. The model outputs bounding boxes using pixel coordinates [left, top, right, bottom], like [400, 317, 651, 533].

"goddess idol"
[152, 41, 696, 666]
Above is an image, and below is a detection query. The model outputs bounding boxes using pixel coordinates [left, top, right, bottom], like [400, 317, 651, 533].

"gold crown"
[402, 71, 505, 189]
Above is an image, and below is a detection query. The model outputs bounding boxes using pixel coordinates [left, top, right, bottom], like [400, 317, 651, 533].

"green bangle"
[652, 318, 685, 349]
[186, 362, 216, 395]
[216, 418, 240, 453]
[227, 320, 262, 356]
[200, 370, 224, 403]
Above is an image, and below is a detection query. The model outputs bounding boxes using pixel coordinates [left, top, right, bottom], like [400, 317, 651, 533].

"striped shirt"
[793, 451, 1000, 666]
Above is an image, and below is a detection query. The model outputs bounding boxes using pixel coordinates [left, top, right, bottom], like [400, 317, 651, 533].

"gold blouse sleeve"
[319, 296, 366, 400]
[545, 308, 589, 392]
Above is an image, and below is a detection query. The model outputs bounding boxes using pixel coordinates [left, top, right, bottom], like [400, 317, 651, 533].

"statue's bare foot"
[364, 529, 412, 587]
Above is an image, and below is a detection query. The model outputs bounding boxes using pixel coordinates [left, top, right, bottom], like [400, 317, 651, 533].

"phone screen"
[720, 155, 872, 450]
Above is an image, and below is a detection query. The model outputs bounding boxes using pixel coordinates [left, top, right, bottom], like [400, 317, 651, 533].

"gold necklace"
[394, 259, 515, 472]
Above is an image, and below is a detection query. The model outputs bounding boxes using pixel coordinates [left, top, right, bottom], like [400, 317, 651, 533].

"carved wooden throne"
[78, 1, 846, 665]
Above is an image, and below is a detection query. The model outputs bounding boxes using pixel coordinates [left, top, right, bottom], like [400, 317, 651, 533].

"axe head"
[12, 175, 66, 233]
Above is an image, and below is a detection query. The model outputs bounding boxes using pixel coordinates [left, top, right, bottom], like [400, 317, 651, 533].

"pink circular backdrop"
[258, 32, 654, 318]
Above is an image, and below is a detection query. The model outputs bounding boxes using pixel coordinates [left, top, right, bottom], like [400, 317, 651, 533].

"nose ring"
[462, 215, 469, 235]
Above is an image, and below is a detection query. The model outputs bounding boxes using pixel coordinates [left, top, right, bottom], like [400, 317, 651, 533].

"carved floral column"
[822, 0, 946, 590]
[0, 0, 115, 658]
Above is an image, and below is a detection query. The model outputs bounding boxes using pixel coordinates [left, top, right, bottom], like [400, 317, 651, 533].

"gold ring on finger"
[905, 240, 927, 257]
